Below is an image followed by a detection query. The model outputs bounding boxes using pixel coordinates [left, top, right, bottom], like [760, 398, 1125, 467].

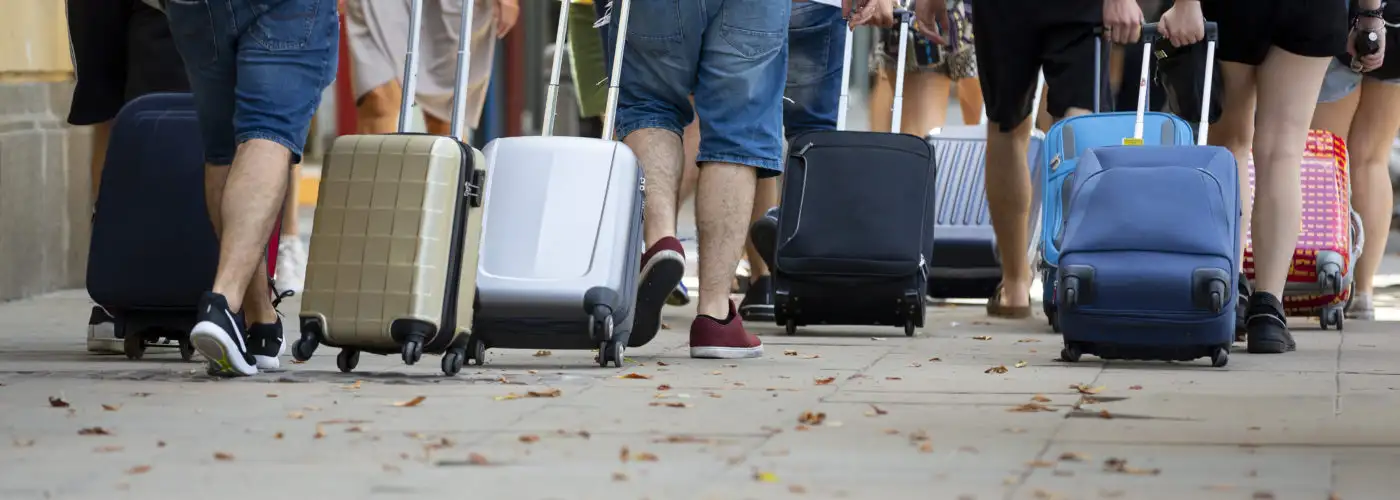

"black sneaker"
[1235, 273, 1251, 341]
[749, 206, 779, 272]
[1245, 291, 1295, 354]
[739, 275, 775, 322]
[190, 292, 258, 376]
[247, 319, 284, 371]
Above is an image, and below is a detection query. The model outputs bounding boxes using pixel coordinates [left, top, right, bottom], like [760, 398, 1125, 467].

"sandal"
[986, 283, 1032, 319]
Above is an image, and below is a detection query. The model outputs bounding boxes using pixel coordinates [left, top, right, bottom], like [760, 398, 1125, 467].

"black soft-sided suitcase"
[772, 10, 935, 336]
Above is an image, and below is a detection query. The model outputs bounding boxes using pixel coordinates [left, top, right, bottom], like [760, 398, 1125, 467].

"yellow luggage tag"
[1121, 137, 1144, 146]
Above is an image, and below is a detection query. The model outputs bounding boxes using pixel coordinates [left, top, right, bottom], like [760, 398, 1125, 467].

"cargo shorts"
[612, 0, 791, 177]
[164, 0, 339, 165]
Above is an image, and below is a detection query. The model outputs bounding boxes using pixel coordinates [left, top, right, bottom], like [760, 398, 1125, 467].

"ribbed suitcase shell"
[300, 135, 483, 356]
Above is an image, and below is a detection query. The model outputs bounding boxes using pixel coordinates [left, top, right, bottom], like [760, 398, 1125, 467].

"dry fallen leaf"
[985, 365, 1009, 374]
[102, 404, 121, 411]
[655, 384, 672, 391]
[1008, 403, 1057, 413]
[1252, 492, 1276, 500]
[866, 404, 889, 416]
[1017, 338, 1042, 343]
[783, 350, 799, 356]
[1004, 427, 1027, 434]
[972, 336, 992, 341]
[929, 357, 942, 362]
[127, 465, 152, 475]
[13, 439, 35, 448]
[94, 445, 124, 453]
[813, 377, 836, 385]
[648, 401, 693, 408]
[1129, 385, 1143, 390]
[1014, 361, 1028, 368]
[1098, 409, 1114, 419]
[213, 452, 235, 461]
[619, 373, 652, 380]
[1059, 452, 1089, 462]
[274, 432, 284, 440]
[467, 453, 489, 465]
[532, 350, 552, 357]
[1028, 460, 1056, 468]
[1031, 394, 1052, 403]
[612, 472, 628, 482]
[618, 446, 630, 463]
[797, 411, 827, 425]
[1072, 384, 1105, 395]
[519, 434, 540, 443]
[529, 389, 562, 398]
[78, 427, 110, 436]
[918, 442, 934, 453]
[288, 411, 305, 420]
[634, 452, 659, 462]
[157, 440, 166, 448]
[393, 396, 427, 407]
[345, 381, 362, 390]
[1103, 457, 1161, 475]
[48, 397, 70, 408]
[753, 471, 779, 483]
[788, 485, 808, 494]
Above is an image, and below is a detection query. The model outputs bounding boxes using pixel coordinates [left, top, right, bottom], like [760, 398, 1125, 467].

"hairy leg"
[696, 163, 757, 318]
[627, 128, 684, 248]
[210, 140, 290, 319]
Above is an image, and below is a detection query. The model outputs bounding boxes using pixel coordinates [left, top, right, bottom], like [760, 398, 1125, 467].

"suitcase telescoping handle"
[836, 4, 913, 132]
[1136, 22, 1218, 146]
[396, 0, 479, 140]
[543, 0, 634, 139]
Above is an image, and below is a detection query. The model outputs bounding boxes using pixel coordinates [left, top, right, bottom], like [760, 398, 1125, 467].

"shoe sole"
[1246, 340, 1288, 354]
[87, 338, 123, 354]
[691, 345, 764, 359]
[631, 251, 686, 348]
[255, 355, 282, 371]
[191, 321, 257, 377]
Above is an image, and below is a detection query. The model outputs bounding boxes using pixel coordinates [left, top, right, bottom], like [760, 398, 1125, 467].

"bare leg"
[424, 113, 451, 137]
[1209, 61, 1258, 270]
[628, 128, 684, 248]
[1250, 48, 1330, 298]
[746, 176, 779, 279]
[356, 81, 403, 134]
[957, 77, 984, 126]
[1034, 84, 1053, 132]
[903, 72, 953, 133]
[984, 115, 1035, 312]
[1336, 79, 1400, 296]
[679, 100, 701, 207]
[90, 121, 113, 202]
[869, 66, 896, 132]
[211, 140, 291, 318]
[282, 164, 301, 236]
[205, 162, 277, 325]
[696, 163, 757, 318]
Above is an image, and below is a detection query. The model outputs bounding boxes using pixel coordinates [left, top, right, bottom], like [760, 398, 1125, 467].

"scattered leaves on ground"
[127, 465, 151, 475]
[1129, 385, 1143, 390]
[393, 396, 427, 407]
[1031, 394, 1052, 402]
[78, 427, 110, 436]
[1103, 457, 1160, 475]
[344, 381, 362, 390]
[1008, 403, 1057, 413]
[94, 445, 124, 453]
[288, 411, 305, 420]
[619, 446, 630, 463]
[753, 471, 779, 483]
[314, 425, 326, 439]
[102, 404, 121, 411]
[648, 401, 692, 408]
[532, 350, 552, 357]
[929, 357, 942, 362]
[131, 392, 152, 398]
[1017, 338, 1042, 343]
[797, 411, 827, 426]
[885, 376, 902, 381]
[972, 336, 993, 341]
[1028, 460, 1056, 468]
[1098, 409, 1114, 419]
[1014, 361, 1028, 368]
[783, 350, 799, 356]
[866, 404, 888, 416]
[634, 451, 659, 462]
[495, 388, 563, 400]
[788, 485, 807, 494]
[519, 434, 540, 443]
[1072, 384, 1105, 394]
[266, 393, 279, 398]
[213, 451, 234, 461]
[1059, 452, 1089, 462]
[813, 376, 836, 385]
[985, 365, 1009, 374]
[618, 373, 652, 380]
[466, 453, 489, 465]
[48, 397, 69, 408]
[274, 432, 284, 440]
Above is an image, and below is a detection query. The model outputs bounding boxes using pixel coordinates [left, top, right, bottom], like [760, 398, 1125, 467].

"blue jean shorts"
[164, 0, 339, 165]
[612, 0, 791, 176]
[1318, 57, 1400, 103]
[784, 2, 847, 141]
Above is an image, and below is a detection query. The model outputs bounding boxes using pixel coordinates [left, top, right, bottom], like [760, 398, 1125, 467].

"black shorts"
[971, 0, 1103, 131]
[1202, 0, 1348, 66]
[66, 0, 190, 126]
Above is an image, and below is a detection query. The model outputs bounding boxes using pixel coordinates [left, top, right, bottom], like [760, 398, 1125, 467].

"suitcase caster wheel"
[401, 340, 423, 365]
[1048, 310, 1060, 333]
[784, 319, 797, 336]
[1210, 346, 1229, 367]
[178, 340, 195, 362]
[903, 320, 916, 337]
[291, 338, 317, 362]
[467, 338, 486, 366]
[1059, 345, 1081, 363]
[441, 350, 465, 376]
[124, 332, 146, 360]
[1320, 308, 1344, 330]
[598, 341, 624, 368]
[590, 311, 615, 343]
[337, 349, 360, 373]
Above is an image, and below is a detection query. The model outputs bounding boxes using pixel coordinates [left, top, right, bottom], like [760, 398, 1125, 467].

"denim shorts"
[612, 0, 791, 176]
[164, 0, 339, 165]
[784, 2, 846, 141]
[1318, 57, 1400, 103]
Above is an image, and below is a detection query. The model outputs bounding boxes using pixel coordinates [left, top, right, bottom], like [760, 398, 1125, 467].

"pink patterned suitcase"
[1243, 130, 1362, 330]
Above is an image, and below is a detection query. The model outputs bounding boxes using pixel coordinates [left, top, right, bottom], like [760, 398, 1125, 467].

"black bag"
[772, 10, 934, 337]
[1154, 39, 1222, 124]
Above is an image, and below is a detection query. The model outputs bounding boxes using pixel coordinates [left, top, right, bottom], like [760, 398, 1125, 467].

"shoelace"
[269, 278, 296, 313]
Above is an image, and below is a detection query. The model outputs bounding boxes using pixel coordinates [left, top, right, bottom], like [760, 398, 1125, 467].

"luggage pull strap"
[1136, 22, 1218, 146]
[397, 0, 479, 140]
[543, 0, 633, 140]
[835, 2, 914, 132]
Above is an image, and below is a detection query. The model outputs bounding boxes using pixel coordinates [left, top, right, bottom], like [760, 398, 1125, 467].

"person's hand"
[912, 0, 950, 45]
[1157, 0, 1204, 47]
[845, 0, 896, 28]
[494, 0, 519, 38]
[1102, 0, 1143, 44]
[1349, 16, 1387, 72]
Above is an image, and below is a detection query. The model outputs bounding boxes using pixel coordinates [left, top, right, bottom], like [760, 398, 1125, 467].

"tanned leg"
[1334, 79, 1400, 296]
[1209, 61, 1259, 269]
[957, 77, 984, 126]
[210, 140, 290, 319]
[984, 114, 1035, 311]
[696, 162, 757, 318]
[628, 128, 684, 248]
[356, 81, 403, 134]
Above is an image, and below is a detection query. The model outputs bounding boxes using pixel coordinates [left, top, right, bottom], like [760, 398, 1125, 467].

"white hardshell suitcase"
[293, 0, 486, 376]
[465, 0, 642, 368]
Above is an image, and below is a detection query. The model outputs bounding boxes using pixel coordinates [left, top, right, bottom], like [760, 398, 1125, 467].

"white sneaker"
[86, 306, 122, 354]
[275, 237, 306, 294]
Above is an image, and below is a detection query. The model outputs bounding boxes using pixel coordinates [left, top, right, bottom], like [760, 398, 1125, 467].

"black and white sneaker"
[191, 292, 258, 376]
[246, 319, 285, 370]
[1245, 291, 1295, 354]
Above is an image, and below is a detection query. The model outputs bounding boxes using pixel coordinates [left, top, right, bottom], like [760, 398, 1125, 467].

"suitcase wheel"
[1210, 346, 1229, 368]
[441, 349, 466, 376]
[784, 319, 797, 336]
[1319, 307, 1344, 331]
[124, 331, 146, 360]
[598, 340, 624, 368]
[292, 317, 323, 362]
[337, 349, 360, 373]
[466, 337, 487, 366]
[903, 319, 916, 337]
[1059, 344, 1082, 363]
[178, 339, 195, 362]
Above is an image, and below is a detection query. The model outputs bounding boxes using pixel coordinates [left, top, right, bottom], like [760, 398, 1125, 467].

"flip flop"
[986, 283, 1032, 319]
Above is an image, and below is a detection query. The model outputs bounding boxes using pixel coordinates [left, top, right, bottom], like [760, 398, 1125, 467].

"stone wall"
[0, 82, 92, 302]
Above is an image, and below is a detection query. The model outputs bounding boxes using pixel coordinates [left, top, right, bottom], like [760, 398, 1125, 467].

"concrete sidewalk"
[1, 289, 1399, 500]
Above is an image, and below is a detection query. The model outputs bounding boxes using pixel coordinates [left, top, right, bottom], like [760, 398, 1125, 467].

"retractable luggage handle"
[397, 0, 480, 140]
[543, 0, 633, 139]
[836, 3, 914, 132]
[1134, 22, 1219, 146]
